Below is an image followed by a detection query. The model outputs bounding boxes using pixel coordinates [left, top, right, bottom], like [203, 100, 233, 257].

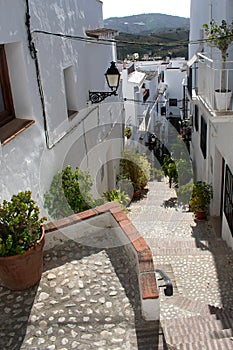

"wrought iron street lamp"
[89, 61, 120, 104]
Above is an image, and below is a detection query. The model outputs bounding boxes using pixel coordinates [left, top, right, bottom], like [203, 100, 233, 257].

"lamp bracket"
[89, 90, 117, 104]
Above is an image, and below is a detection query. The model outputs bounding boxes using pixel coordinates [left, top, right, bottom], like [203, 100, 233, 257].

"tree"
[203, 19, 233, 91]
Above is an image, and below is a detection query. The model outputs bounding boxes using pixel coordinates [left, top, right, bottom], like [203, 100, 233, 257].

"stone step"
[156, 238, 229, 248]
[152, 246, 231, 255]
[164, 326, 233, 346]
[164, 296, 209, 314]
[163, 313, 233, 331]
[163, 318, 224, 340]
[174, 337, 233, 350]
[152, 237, 232, 253]
[208, 305, 233, 329]
[210, 328, 233, 339]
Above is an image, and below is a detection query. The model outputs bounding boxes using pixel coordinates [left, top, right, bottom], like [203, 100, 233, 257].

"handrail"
[156, 269, 173, 296]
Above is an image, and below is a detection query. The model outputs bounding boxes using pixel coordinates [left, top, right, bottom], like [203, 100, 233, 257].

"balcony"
[195, 54, 233, 116]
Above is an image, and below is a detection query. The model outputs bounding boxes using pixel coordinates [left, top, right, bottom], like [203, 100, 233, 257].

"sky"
[101, 0, 191, 19]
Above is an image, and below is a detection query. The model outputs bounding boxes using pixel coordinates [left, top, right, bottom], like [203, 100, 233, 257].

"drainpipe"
[25, 0, 50, 149]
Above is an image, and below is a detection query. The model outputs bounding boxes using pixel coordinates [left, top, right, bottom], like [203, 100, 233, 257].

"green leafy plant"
[117, 176, 134, 198]
[0, 191, 46, 257]
[175, 158, 193, 186]
[102, 188, 130, 210]
[176, 182, 194, 205]
[125, 126, 132, 138]
[162, 155, 178, 188]
[120, 148, 151, 191]
[203, 19, 233, 91]
[151, 167, 164, 181]
[189, 181, 213, 213]
[44, 166, 97, 219]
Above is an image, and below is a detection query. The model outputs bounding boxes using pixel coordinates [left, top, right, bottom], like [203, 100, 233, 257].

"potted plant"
[120, 148, 151, 196]
[0, 191, 47, 290]
[189, 181, 213, 220]
[125, 126, 132, 139]
[203, 19, 233, 110]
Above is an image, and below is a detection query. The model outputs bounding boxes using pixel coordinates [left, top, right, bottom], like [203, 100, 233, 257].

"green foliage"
[175, 158, 193, 186]
[117, 176, 134, 198]
[0, 191, 46, 257]
[102, 188, 130, 210]
[44, 166, 97, 219]
[177, 182, 194, 205]
[116, 31, 189, 60]
[124, 126, 132, 138]
[151, 167, 164, 181]
[164, 137, 193, 187]
[203, 19, 233, 61]
[120, 148, 151, 191]
[162, 155, 178, 188]
[189, 181, 213, 212]
[171, 136, 187, 159]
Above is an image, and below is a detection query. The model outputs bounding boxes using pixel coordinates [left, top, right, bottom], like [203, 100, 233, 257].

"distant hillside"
[104, 13, 190, 35]
[116, 29, 189, 60]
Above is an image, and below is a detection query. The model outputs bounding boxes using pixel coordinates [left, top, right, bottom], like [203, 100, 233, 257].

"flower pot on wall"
[0, 227, 45, 291]
[215, 89, 232, 111]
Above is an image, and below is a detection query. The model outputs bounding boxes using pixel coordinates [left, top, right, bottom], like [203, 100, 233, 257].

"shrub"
[120, 148, 151, 190]
[162, 155, 178, 188]
[0, 191, 46, 257]
[102, 188, 130, 210]
[151, 167, 164, 181]
[125, 126, 132, 138]
[176, 182, 194, 205]
[44, 166, 96, 219]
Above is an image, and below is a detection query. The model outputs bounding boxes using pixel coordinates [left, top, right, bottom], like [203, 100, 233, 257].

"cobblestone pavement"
[0, 179, 232, 349]
[0, 240, 161, 350]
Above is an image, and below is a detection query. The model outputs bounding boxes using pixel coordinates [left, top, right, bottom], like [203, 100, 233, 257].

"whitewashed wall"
[189, 0, 233, 60]
[164, 67, 186, 117]
[0, 0, 123, 215]
[189, 0, 233, 248]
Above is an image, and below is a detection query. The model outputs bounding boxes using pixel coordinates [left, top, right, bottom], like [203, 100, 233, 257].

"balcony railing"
[196, 54, 233, 113]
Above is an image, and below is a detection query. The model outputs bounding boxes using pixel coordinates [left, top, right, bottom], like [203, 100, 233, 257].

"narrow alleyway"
[0, 179, 232, 350]
[128, 179, 233, 349]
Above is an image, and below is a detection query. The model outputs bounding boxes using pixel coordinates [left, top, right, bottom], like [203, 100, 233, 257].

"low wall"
[44, 202, 160, 321]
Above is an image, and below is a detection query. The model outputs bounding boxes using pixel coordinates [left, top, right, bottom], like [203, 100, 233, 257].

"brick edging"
[44, 202, 159, 301]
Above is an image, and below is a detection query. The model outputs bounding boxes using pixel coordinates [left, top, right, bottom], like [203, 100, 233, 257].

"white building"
[188, 0, 233, 248]
[0, 0, 124, 214]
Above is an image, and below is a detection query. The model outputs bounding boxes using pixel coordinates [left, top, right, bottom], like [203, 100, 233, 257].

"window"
[63, 66, 78, 119]
[161, 106, 166, 115]
[194, 105, 199, 131]
[200, 116, 207, 159]
[0, 44, 34, 145]
[169, 98, 177, 106]
[224, 165, 233, 236]
[0, 45, 15, 127]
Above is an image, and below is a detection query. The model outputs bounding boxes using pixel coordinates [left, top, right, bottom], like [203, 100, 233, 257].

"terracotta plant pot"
[194, 210, 207, 220]
[133, 190, 141, 199]
[0, 227, 45, 291]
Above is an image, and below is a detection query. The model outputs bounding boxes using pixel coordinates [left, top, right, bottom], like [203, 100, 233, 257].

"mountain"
[116, 30, 189, 60]
[104, 13, 190, 35]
